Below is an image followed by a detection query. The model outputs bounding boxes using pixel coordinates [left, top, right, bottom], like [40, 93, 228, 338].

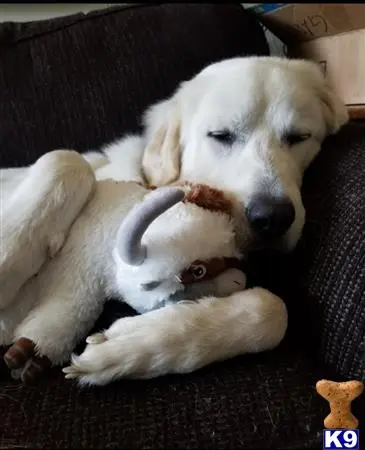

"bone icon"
[316, 379, 364, 429]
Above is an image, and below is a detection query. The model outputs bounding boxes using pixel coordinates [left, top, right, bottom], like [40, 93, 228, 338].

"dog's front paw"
[62, 338, 142, 385]
[62, 316, 180, 385]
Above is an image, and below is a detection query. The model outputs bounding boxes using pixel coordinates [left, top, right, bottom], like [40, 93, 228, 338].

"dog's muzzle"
[246, 195, 295, 240]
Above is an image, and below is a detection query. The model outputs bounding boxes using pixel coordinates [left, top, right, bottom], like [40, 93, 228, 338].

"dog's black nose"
[246, 195, 295, 239]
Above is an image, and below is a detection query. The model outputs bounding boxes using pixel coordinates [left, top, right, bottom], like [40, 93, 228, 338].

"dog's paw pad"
[20, 355, 52, 385]
[86, 333, 107, 345]
[3, 337, 35, 370]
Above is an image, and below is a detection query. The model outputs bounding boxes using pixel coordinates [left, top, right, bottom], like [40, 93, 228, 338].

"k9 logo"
[323, 430, 359, 450]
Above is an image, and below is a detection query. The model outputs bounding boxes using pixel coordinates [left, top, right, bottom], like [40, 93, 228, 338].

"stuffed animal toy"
[0, 150, 287, 384]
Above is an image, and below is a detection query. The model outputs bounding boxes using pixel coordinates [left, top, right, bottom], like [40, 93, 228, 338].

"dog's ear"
[142, 92, 183, 186]
[319, 80, 349, 135]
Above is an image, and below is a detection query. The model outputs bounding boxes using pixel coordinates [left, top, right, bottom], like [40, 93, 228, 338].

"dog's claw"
[23, 355, 51, 384]
[8, 352, 51, 384]
[64, 370, 79, 379]
[63, 363, 85, 379]
[10, 367, 23, 380]
[86, 332, 107, 344]
[63, 355, 85, 375]
[62, 365, 75, 374]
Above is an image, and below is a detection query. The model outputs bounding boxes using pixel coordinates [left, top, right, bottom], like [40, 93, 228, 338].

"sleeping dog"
[0, 57, 348, 384]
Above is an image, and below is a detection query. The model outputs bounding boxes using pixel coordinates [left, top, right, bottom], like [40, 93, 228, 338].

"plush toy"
[111, 184, 248, 313]
[0, 150, 286, 384]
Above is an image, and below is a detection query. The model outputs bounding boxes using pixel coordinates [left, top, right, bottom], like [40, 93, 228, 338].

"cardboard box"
[289, 28, 365, 108]
[252, 3, 365, 43]
[248, 4, 365, 113]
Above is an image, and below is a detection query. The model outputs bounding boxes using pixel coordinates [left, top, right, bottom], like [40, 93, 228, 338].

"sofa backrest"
[0, 4, 269, 167]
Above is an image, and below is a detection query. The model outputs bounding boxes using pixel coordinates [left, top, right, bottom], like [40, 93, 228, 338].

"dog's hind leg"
[0, 150, 96, 309]
[5, 277, 104, 383]
[0, 167, 29, 202]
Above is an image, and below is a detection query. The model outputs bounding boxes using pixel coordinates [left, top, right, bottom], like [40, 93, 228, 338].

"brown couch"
[0, 4, 364, 448]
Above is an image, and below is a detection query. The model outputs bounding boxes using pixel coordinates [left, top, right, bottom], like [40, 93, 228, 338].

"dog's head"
[142, 56, 348, 252]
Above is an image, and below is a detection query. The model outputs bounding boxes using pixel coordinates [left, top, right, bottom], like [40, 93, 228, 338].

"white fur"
[94, 135, 145, 183]
[64, 288, 287, 385]
[0, 56, 348, 384]
[1, 150, 287, 378]
[0, 151, 95, 311]
[0, 169, 147, 351]
[141, 56, 348, 252]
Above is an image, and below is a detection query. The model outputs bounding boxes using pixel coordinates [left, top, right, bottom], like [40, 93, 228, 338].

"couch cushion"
[1, 340, 330, 449]
[0, 3, 269, 167]
[291, 122, 365, 381]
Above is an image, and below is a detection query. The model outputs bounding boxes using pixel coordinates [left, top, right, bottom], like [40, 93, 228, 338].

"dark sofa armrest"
[285, 122, 365, 381]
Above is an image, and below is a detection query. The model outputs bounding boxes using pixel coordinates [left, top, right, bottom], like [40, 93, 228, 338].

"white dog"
[1, 151, 287, 385]
[0, 56, 348, 384]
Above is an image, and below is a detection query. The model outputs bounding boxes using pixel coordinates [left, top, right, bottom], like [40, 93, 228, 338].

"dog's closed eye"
[284, 133, 311, 147]
[207, 130, 235, 145]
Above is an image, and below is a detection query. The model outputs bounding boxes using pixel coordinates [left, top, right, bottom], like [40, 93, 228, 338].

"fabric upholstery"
[0, 3, 269, 167]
